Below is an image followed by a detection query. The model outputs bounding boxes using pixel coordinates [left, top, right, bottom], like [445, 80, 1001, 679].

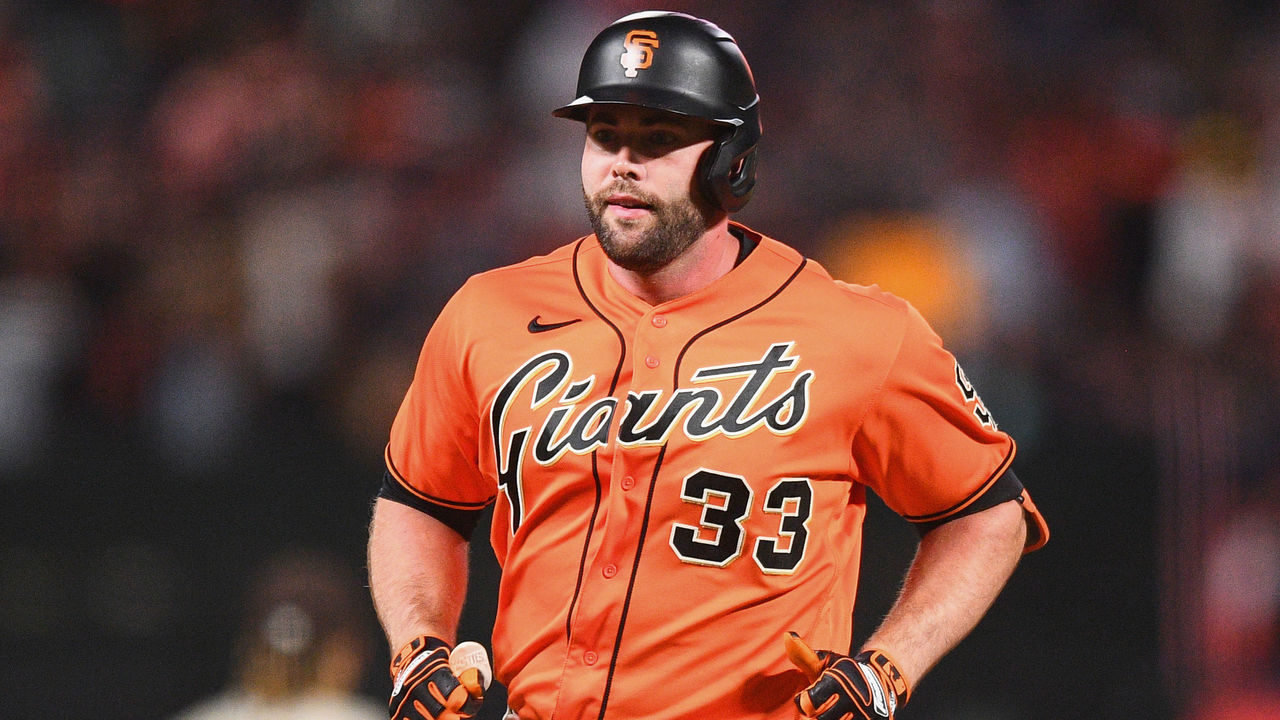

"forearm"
[368, 497, 471, 650]
[863, 498, 1027, 688]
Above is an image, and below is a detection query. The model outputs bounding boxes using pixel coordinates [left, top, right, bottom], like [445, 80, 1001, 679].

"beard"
[584, 183, 711, 274]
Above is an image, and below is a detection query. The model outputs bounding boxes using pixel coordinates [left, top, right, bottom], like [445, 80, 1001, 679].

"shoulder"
[753, 234, 915, 320]
[425, 237, 595, 350]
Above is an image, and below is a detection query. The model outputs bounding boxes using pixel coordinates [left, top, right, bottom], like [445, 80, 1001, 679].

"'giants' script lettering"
[491, 343, 813, 533]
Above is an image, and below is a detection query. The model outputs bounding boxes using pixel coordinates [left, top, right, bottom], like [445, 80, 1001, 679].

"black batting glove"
[785, 632, 911, 720]
[388, 635, 483, 720]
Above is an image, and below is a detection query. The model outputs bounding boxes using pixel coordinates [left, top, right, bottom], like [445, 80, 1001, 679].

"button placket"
[638, 310, 672, 372]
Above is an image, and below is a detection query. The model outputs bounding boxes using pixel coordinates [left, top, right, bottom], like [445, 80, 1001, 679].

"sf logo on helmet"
[620, 29, 659, 77]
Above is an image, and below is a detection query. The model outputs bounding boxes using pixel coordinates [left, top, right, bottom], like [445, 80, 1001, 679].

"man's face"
[581, 105, 721, 274]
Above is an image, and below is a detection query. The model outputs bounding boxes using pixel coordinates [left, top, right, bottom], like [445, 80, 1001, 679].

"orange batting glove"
[388, 636, 484, 720]
[785, 632, 911, 720]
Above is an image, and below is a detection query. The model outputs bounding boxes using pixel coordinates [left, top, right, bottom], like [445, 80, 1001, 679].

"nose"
[610, 146, 643, 180]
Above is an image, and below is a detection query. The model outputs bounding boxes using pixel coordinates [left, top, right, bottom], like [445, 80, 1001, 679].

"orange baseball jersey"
[384, 223, 1048, 720]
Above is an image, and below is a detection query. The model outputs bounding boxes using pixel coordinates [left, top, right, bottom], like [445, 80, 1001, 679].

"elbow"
[996, 498, 1029, 548]
[979, 499, 1029, 559]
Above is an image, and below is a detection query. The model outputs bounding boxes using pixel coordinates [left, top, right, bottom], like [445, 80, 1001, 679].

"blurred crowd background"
[2, 0, 1279, 718]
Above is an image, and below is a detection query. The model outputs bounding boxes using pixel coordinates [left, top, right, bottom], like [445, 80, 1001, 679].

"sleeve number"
[669, 470, 813, 574]
[955, 362, 997, 429]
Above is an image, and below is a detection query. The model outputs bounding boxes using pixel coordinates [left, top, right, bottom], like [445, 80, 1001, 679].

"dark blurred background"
[2, 0, 1279, 718]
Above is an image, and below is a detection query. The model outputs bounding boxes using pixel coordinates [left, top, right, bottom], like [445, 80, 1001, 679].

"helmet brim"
[552, 86, 751, 129]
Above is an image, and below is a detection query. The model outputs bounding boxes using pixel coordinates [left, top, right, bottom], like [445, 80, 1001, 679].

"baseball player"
[368, 11, 1048, 720]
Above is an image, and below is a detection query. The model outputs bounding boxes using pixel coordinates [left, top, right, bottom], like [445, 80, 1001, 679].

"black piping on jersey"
[672, 257, 808, 386]
[557, 238, 629, 668]
[590, 251, 809, 720]
[596, 442, 667, 720]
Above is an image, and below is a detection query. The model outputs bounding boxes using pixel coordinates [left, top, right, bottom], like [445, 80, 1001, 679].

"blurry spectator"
[135, 220, 251, 473]
[0, 274, 83, 471]
[1183, 484, 1280, 720]
[238, 187, 345, 394]
[1147, 113, 1257, 349]
[171, 548, 383, 720]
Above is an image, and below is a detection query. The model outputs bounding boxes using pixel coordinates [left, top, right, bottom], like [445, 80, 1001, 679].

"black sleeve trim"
[912, 468, 1025, 537]
[379, 469, 486, 540]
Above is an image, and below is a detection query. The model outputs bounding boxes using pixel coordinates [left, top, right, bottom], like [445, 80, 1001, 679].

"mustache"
[591, 182, 661, 207]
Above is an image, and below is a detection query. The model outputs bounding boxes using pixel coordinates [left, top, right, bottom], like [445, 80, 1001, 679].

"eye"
[588, 127, 618, 148]
[647, 130, 677, 147]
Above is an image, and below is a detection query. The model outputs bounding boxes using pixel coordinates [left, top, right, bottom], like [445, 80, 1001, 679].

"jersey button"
[602, 563, 618, 578]
[644, 355, 660, 369]
[621, 475, 635, 490]
[583, 651, 598, 665]
[651, 315, 668, 328]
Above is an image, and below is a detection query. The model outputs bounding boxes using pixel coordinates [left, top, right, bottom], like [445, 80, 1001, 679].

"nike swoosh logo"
[527, 315, 582, 333]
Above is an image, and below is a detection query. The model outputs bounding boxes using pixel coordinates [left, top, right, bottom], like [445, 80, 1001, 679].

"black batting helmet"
[553, 11, 762, 213]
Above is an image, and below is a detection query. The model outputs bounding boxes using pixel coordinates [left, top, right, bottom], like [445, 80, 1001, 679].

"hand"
[389, 636, 484, 720]
[785, 632, 910, 720]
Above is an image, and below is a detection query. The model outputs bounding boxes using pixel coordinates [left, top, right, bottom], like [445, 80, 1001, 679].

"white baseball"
[449, 640, 493, 690]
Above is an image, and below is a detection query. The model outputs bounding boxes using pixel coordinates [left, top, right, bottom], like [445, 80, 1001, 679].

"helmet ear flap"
[723, 146, 758, 211]
[697, 127, 758, 213]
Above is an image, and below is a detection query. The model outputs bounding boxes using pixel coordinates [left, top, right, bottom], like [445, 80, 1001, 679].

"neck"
[607, 217, 739, 305]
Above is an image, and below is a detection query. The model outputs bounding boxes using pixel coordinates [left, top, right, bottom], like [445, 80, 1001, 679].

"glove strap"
[390, 635, 447, 685]
[857, 648, 911, 706]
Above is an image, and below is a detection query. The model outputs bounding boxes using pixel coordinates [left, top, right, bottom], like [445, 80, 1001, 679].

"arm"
[788, 499, 1028, 718]
[863, 496, 1028, 688]
[367, 497, 471, 650]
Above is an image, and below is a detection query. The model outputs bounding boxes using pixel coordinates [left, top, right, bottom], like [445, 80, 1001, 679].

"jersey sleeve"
[384, 285, 495, 518]
[852, 301, 1046, 548]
